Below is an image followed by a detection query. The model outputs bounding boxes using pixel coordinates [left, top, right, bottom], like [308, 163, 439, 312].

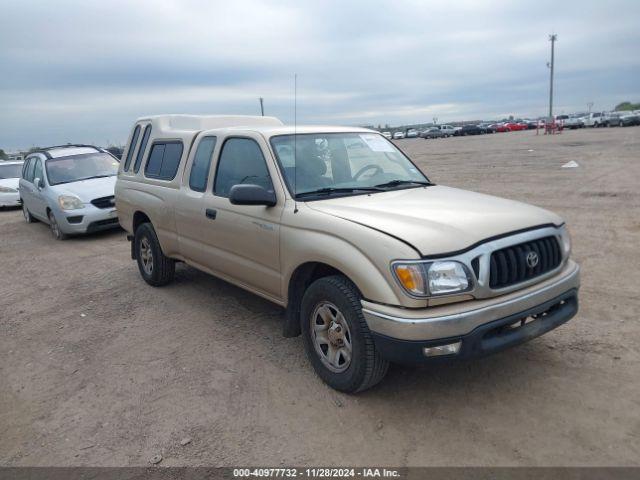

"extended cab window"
[144, 141, 184, 180]
[133, 125, 152, 173]
[124, 125, 141, 171]
[214, 138, 272, 197]
[189, 136, 217, 192]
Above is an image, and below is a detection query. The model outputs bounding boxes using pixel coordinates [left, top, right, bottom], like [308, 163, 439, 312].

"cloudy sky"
[1, 0, 639, 150]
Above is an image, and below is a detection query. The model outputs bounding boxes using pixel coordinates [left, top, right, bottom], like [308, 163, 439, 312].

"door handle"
[205, 208, 217, 220]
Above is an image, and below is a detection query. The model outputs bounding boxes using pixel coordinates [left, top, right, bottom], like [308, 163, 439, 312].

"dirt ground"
[1, 127, 639, 467]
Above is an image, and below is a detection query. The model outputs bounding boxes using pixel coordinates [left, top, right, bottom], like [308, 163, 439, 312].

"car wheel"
[134, 222, 175, 286]
[301, 275, 389, 393]
[23, 203, 36, 223]
[48, 210, 67, 240]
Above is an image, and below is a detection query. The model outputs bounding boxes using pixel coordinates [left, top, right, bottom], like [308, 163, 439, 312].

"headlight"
[58, 195, 84, 210]
[0, 186, 17, 193]
[392, 260, 473, 297]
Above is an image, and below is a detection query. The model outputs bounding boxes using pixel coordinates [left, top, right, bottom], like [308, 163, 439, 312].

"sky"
[1, 0, 639, 150]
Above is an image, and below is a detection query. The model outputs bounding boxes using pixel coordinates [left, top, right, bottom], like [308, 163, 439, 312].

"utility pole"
[259, 97, 264, 116]
[547, 34, 557, 120]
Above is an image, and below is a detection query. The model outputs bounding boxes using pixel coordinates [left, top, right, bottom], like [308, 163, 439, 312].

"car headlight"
[392, 260, 473, 297]
[58, 195, 84, 210]
[0, 186, 17, 193]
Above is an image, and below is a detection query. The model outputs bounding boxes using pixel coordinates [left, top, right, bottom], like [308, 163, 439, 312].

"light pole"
[547, 34, 557, 120]
[587, 102, 594, 113]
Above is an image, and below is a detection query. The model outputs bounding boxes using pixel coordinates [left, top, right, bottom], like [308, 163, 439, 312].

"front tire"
[301, 275, 389, 393]
[48, 210, 67, 240]
[134, 222, 175, 286]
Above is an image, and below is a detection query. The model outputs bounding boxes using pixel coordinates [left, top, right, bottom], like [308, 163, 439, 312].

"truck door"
[175, 135, 219, 266]
[199, 135, 284, 300]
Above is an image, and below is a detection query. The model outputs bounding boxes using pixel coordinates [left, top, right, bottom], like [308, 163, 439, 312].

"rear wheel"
[23, 203, 36, 223]
[48, 210, 67, 240]
[301, 275, 389, 393]
[134, 222, 175, 286]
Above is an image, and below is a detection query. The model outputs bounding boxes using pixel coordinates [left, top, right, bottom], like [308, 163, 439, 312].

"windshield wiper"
[295, 186, 383, 198]
[373, 179, 433, 189]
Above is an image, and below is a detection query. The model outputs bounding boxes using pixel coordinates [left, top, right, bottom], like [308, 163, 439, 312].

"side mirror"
[229, 184, 276, 207]
[34, 177, 44, 189]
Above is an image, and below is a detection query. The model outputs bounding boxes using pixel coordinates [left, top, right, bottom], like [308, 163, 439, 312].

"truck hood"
[51, 176, 116, 203]
[306, 185, 563, 256]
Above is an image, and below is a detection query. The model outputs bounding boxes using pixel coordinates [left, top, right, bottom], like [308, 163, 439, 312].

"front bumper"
[58, 205, 120, 234]
[362, 261, 580, 364]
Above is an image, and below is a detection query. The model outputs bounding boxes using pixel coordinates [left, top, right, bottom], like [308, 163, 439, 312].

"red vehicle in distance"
[503, 122, 528, 131]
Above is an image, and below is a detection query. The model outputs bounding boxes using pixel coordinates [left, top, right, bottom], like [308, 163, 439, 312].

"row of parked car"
[383, 120, 546, 140]
[557, 111, 640, 129]
[382, 110, 640, 140]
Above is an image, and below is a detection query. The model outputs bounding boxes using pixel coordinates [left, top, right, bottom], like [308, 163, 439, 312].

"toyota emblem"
[526, 251, 539, 268]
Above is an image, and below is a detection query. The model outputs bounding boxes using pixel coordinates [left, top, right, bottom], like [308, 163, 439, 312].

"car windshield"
[46, 152, 119, 185]
[270, 132, 430, 199]
[0, 163, 23, 179]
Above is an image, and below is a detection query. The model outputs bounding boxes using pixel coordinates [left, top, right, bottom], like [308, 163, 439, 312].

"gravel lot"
[1, 127, 639, 467]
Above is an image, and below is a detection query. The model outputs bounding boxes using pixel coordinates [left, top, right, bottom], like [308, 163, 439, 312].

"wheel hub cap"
[310, 302, 352, 373]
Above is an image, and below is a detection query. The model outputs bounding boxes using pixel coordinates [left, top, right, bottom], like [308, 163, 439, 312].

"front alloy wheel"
[48, 211, 66, 240]
[301, 275, 389, 393]
[310, 302, 352, 373]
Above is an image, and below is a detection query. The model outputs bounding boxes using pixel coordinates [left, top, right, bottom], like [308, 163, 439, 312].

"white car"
[406, 129, 419, 138]
[436, 125, 457, 136]
[583, 112, 605, 128]
[392, 131, 405, 139]
[0, 161, 24, 207]
[381, 131, 392, 139]
[19, 145, 121, 239]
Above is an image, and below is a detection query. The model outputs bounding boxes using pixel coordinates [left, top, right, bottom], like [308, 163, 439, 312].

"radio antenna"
[293, 73, 298, 213]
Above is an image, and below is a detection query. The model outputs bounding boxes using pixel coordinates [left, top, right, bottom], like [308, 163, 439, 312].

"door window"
[189, 136, 217, 192]
[25, 158, 37, 182]
[33, 159, 43, 182]
[214, 138, 272, 197]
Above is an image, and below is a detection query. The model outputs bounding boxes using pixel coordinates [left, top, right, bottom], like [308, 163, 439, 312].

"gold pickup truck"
[115, 115, 580, 392]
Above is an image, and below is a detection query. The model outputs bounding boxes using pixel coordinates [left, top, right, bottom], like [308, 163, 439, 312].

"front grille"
[489, 236, 562, 289]
[91, 195, 115, 209]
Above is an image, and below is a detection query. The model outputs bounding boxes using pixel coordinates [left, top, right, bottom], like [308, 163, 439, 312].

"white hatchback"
[0, 161, 24, 207]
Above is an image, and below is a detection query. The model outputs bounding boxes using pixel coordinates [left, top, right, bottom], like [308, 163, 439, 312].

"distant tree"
[614, 101, 640, 111]
[0, 149, 7, 160]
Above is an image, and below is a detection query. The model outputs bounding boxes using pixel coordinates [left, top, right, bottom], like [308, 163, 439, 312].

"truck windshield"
[270, 133, 430, 199]
[46, 153, 119, 185]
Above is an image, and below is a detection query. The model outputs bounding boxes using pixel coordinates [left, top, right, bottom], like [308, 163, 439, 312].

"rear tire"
[301, 275, 389, 393]
[134, 222, 175, 286]
[23, 203, 36, 223]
